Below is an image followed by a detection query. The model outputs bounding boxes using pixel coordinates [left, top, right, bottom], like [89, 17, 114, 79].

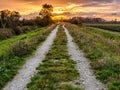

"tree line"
[0, 10, 20, 29]
[0, 4, 53, 29]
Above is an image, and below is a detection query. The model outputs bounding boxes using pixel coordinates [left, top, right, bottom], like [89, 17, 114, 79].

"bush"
[0, 28, 15, 40]
[13, 26, 37, 35]
[12, 40, 31, 56]
[13, 26, 24, 35]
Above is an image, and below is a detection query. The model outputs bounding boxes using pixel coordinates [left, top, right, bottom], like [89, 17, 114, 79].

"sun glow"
[52, 15, 68, 20]
[0, 0, 119, 21]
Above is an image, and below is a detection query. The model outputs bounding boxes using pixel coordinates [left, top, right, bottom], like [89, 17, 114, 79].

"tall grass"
[65, 23, 120, 90]
[0, 24, 56, 89]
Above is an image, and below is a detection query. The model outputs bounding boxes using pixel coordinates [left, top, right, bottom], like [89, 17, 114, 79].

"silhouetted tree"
[9, 11, 20, 28]
[0, 10, 11, 28]
[0, 10, 21, 29]
[39, 4, 53, 26]
[39, 4, 53, 18]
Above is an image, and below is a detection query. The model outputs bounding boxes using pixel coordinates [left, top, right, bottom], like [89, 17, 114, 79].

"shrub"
[13, 26, 35, 35]
[12, 40, 31, 56]
[0, 28, 15, 40]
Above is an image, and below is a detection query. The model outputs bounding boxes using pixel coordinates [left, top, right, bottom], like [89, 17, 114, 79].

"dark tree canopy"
[39, 4, 53, 26]
[0, 10, 11, 28]
[39, 4, 53, 18]
[0, 10, 20, 28]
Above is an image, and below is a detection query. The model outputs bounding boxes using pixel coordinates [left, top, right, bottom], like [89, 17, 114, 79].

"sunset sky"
[0, 0, 120, 21]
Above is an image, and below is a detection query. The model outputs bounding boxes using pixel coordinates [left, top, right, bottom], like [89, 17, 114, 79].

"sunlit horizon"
[0, 0, 120, 21]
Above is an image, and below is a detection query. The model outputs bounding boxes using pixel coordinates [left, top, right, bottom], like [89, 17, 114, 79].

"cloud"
[0, 0, 120, 20]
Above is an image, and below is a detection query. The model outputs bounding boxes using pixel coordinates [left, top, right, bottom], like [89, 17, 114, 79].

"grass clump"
[58, 84, 83, 90]
[27, 26, 82, 90]
[28, 60, 78, 90]
[108, 81, 120, 90]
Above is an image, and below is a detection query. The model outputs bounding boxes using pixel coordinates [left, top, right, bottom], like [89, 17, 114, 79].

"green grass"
[0, 25, 56, 89]
[65, 23, 120, 90]
[0, 26, 38, 41]
[86, 24, 120, 26]
[86, 24, 120, 32]
[87, 27, 120, 38]
[27, 26, 83, 90]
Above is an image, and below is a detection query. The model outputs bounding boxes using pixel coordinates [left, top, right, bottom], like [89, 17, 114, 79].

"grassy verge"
[86, 24, 120, 32]
[27, 26, 83, 90]
[0, 24, 56, 89]
[65, 23, 120, 90]
[0, 26, 39, 41]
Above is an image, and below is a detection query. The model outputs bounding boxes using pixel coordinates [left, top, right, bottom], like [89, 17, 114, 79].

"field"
[86, 24, 120, 32]
[1, 1, 120, 90]
[1, 23, 120, 90]
[65, 23, 120, 90]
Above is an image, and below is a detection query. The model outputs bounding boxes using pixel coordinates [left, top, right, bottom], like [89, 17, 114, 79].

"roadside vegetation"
[0, 26, 39, 41]
[0, 25, 56, 89]
[27, 26, 83, 90]
[86, 24, 120, 32]
[65, 23, 120, 90]
[0, 4, 54, 41]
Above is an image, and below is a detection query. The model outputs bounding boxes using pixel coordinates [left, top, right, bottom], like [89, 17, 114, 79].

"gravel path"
[3, 25, 59, 90]
[63, 25, 106, 90]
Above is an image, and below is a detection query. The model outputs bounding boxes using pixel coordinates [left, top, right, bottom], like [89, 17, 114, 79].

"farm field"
[1, 23, 120, 90]
[86, 24, 120, 32]
[0, 25, 56, 89]
[1, 1, 120, 90]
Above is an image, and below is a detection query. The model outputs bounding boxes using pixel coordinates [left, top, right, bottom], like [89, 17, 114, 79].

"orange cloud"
[0, 0, 120, 21]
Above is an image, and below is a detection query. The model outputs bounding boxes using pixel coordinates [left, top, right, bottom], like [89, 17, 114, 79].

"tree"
[0, 10, 20, 29]
[9, 11, 20, 28]
[10, 11, 20, 21]
[39, 4, 53, 26]
[39, 4, 53, 18]
[0, 10, 11, 28]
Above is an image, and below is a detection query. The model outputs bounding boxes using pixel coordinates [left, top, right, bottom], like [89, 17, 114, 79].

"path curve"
[63, 25, 106, 90]
[3, 25, 59, 90]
